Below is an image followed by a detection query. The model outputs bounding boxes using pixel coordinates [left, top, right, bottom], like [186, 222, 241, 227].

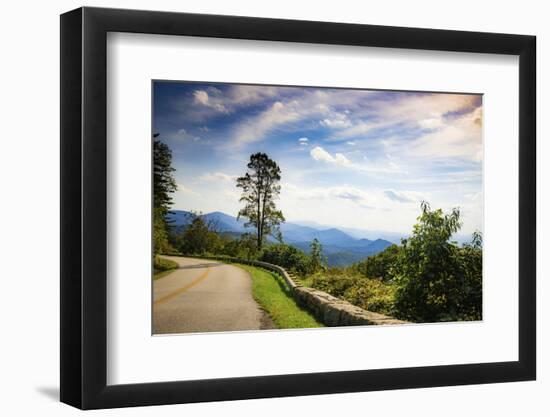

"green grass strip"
[235, 264, 324, 329]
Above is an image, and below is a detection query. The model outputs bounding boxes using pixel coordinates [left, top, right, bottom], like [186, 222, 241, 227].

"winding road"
[153, 256, 273, 334]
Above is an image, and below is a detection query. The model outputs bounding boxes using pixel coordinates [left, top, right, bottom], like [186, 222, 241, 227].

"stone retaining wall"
[187, 255, 408, 327]
[294, 286, 407, 326]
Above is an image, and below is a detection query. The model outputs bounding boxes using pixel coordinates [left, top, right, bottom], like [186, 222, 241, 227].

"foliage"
[305, 269, 396, 316]
[236, 264, 323, 329]
[176, 212, 223, 255]
[152, 134, 177, 255]
[259, 243, 311, 276]
[220, 233, 259, 260]
[153, 135, 177, 213]
[309, 238, 327, 273]
[352, 244, 401, 282]
[236, 153, 285, 250]
[153, 207, 174, 255]
[392, 202, 482, 322]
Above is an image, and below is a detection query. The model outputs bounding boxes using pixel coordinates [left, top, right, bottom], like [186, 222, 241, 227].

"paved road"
[153, 256, 273, 334]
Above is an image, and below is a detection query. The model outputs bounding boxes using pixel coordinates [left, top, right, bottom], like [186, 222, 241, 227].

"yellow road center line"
[154, 267, 210, 305]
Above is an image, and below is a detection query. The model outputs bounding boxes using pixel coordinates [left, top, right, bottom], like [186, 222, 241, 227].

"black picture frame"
[60, 6, 536, 410]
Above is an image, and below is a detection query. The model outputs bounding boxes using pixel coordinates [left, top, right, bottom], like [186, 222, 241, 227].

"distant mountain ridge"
[167, 210, 393, 266]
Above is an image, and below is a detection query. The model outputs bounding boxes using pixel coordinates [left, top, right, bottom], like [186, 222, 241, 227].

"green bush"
[175, 213, 223, 255]
[307, 269, 396, 316]
[259, 243, 311, 276]
[220, 233, 259, 260]
[352, 244, 401, 282]
[392, 202, 482, 322]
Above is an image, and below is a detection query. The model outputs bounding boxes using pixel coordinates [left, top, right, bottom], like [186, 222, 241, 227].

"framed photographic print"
[60, 6, 536, 409]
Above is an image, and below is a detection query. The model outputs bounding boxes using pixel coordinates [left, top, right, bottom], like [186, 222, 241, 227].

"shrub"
[176, 213, 223, 255]
[220, 233, 259, 260]
[392, 202, 482, 322]
[352, 244, 401, 282]
[259, 243, 310, 276]
[308, 269, 396, 316]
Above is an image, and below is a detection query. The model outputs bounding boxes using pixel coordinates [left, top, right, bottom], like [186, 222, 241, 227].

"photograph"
[152, 81, 483, 335]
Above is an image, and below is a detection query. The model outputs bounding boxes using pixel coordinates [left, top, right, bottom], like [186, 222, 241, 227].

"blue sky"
[153, 81, 483, 236]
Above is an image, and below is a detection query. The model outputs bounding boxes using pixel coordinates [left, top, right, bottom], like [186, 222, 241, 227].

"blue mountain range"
[167, 210, 394, 267]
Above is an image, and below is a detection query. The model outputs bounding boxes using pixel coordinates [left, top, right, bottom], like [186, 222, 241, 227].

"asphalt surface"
[153, 256, 273, 334]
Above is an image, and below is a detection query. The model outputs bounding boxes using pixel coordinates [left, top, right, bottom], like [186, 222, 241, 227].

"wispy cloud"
[231, 101, 301, 146]
[167, 128, 201, 142]
[319, 112, 352, 128]
[176, 182, 198, 195]
[409, 106, 483, 162]
[199, 172, 237, 182]
[384, 189, 424, 204]
[310, 146, 401, 174]
[193, 88, 229, 113]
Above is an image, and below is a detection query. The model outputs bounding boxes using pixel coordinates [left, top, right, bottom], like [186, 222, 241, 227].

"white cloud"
[298, 137, 309, 146]
[331, 93, 479, 142]
[319, 112, 352, 129]
[310, 146, 400, 174]
[418, 118, 445, 129]
[199, 172, 237, 182]
[410, 106, 483, 162]
[332, 121, 377, 140]
[187, 85, 286, 122]
[228, 85, 280, 106]
[331, 188, 368, 202]
[193, 89, 228, 113]
[285, 183, 372, 206]
[231, 101, 300, 146]
[194, 90, 209, 105]
[379, 93, 478, 122]
[310, 146, 352, 167]
[384, 189, 424, 204]
[226, 87, 380, 146]
[170, 128, 201, 142]
[176, 183, 197, 195]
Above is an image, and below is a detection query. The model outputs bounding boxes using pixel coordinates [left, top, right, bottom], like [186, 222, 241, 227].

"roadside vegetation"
[236, 264, 323, 329]
[301, 271, 396, 316]
[153, 256, 179, 280]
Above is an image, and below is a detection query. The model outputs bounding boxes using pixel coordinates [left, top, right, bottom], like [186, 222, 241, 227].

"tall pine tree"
[236, 153, 285, 250]
[153, 134, 177, 254]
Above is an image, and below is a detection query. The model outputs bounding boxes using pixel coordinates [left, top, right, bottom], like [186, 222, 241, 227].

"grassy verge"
[235, 264, 324, 329]
[153, 256, 179, 280]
